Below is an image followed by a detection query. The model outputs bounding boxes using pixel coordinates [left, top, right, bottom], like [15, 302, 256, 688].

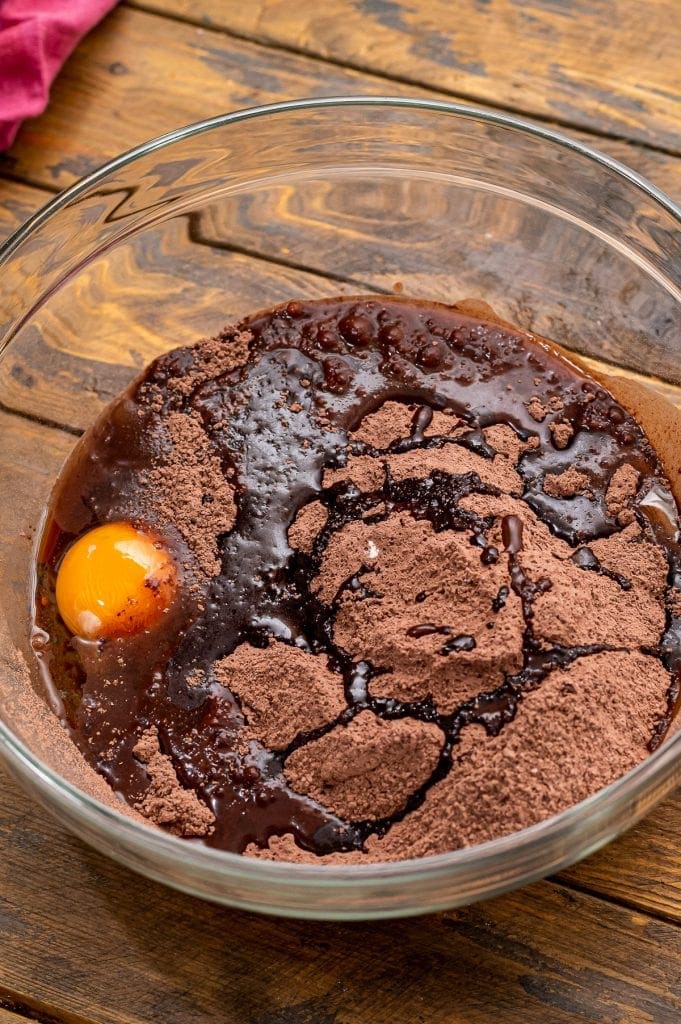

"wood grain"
[0, 1011, 42, 1024]
[0, 2, 680, 1020]
[3, 176, 681, 916]
[192, 173, 681, 387]
[0, 410, 74, 526]
[561, 791, 681, 924]
[131, 0, 681, 154]
[2, 5, 680, 200]
[2, 179, 681, 935]
[0, 180, 47, 239]
[0, 413, 75, 645]
[4, 164, 681, 438]
[0, 179, 360, 431]
[0, 766, 678, 1024]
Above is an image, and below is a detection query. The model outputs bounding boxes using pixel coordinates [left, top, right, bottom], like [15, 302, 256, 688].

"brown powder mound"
[350, 401, 461, 448]
[428, 410, 465, 436]
[386, 446, 523, 495]
[214, 642, 346, 750]
[483, 423, 538, 462]
[323, 454, 387, 491]
[284, 710, 444, 821]
[549, 421, 574, 449]
[319, 512, 524, 711]
[244, 833, 366, 865]
[543, 466, 593, 499]
[132, 727, 215, 837]
[668, 589, 681, 617]
[363, 651, 669, 860]
[325, 430, 523, 496]
[527, 396, 549, 421]
[528, 539, 666, 650]
[145, 410, 236, 577]
[461, 490, 667, 649]
[460, 492, 558, 556]
[349, 401, 414, 447]
[186, 667, 205, 689]
[605, 463, 640, 519]
[147, 327, 253, 406]
[288, 501, 328, 553]
[589, 523, 668, 595]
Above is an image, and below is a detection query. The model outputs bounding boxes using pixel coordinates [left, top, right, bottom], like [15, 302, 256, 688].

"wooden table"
[1, 2, 680, 1020]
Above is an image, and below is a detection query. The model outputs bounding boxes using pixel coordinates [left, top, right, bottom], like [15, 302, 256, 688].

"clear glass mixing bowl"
[0, 97, 680, 920]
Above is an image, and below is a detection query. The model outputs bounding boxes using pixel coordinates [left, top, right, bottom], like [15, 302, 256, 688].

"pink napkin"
[0, 0, 119, 151]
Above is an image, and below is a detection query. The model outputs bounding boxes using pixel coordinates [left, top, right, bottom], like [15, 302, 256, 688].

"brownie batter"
[33, 296, 681, 862]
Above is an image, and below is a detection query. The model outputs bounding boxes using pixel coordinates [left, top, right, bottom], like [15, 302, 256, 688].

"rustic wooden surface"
[0, 1012, 35, 1024]
[1, 769, 681, 1024]
[0, 1, 680, 1021]
[132, 0, 681, 151]
[2, 5, 680, 197]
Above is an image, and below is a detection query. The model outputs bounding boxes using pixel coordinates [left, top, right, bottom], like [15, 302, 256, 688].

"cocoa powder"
[29, 295, 681, 865]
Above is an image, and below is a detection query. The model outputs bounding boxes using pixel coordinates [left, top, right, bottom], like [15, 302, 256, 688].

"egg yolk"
[55, 522, 177, 640]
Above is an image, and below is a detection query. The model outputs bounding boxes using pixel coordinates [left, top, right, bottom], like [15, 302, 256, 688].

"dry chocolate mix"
[34, 296, 681, 863]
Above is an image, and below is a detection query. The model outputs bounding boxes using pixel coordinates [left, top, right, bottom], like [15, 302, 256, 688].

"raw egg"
[55, 522, 177, 640]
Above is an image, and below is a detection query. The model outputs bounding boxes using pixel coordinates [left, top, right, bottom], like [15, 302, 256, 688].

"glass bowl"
[0, 97, 680, 921]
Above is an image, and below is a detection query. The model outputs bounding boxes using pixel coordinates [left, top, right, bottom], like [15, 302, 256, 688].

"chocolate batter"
[33, 296, 681, 862]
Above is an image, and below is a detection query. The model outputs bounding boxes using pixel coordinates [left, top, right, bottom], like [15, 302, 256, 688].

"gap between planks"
[0, 993, 94, 1024]
[2, 4, 679, 201]
[125, 0, 681, 160]
[554, 876, 681, 930]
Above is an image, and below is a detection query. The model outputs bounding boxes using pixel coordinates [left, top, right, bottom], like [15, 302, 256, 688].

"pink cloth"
[0, 0, 119, 151]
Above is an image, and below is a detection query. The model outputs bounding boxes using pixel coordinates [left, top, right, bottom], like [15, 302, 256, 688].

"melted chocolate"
[34, 296, 681, 855]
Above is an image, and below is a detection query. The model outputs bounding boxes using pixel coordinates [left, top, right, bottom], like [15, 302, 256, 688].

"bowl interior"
[1, 98, 680, 918]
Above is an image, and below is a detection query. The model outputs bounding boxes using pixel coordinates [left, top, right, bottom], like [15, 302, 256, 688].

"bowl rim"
[1, 94, 680, 267]
[1, 94, 680, 891]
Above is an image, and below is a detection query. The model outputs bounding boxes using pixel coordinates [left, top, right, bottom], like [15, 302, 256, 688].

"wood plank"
[130, 0, 681, 155]
[0, 411, 75, 559]
[0, 1006, 77, 1024]
[2, 5, 680, 200]
[0, 180, 48, 240]
[0, 6, 426, 191]
[0, 214, 359, 431]
[0, 179, 361, 431]
[0, 766, 679, 1024]
[561, 790, 681, 924]
[0, 1011, 48, 1024]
